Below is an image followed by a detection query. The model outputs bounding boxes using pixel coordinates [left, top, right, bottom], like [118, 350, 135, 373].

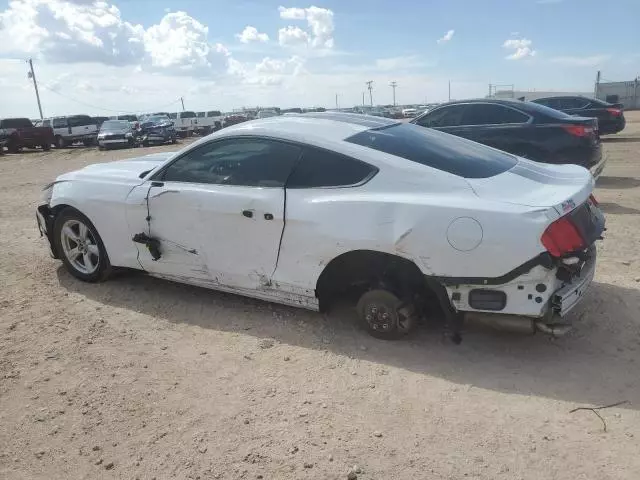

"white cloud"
[503, 38, 536, 60]
[278, 5, 334, 48]
[256, 57, 287, 73]
[235, 25, 269, 44]
[0, 0, 145, 65]
[278, 6, 306, 20]
[278, 26, 309, 47]
[437, 29, 454, 44]
[550, 55, 610, 67]
[0, 1, 229, 74]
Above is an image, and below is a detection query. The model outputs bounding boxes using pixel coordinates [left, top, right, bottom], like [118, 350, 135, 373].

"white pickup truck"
[168, 111, 197, 137]
[195, 111, 223, 135]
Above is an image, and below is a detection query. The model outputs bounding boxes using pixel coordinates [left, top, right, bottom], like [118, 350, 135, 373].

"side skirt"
[149, 273, 320, 311]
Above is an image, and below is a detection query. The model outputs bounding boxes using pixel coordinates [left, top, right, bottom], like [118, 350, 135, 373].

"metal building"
[488, 90, 592, 101]
[596, 79, 640, 110]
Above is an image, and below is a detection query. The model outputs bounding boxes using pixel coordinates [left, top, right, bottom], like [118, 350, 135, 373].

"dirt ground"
[1, 116, 640, 480]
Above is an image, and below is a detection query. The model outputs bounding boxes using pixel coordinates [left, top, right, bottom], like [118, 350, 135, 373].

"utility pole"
[594, 70, 601, 98]
[366, 80, 374, 106]
[448, 80, 451, 101]
[362, 92, 365, 106]
[27, 59, 43, 119]
[390, 81, 397, 106]
[180, 97, 185, 111]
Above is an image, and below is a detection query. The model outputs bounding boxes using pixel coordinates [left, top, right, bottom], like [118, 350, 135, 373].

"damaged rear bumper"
[444, 246, 597, 335]
[36, 204, 59, 259]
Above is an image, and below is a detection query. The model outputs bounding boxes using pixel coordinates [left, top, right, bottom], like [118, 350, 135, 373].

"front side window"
[42, 119, 51, 127]
[462, 104, 529, 125]
[287, 147, 377, 188]
[160, 138, 301, 187]
[52, 118, 67, 128]
[415, 105, 465, 128]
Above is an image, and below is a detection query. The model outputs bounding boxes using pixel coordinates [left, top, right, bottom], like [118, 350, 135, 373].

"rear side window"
[462, 104, 529, 125]
[287, 147, 377, 188]
[415, 105, 465, 128]
[561, 97, 590, 109]
[68, 115, 94, 127]
[346, 123, 517, 179]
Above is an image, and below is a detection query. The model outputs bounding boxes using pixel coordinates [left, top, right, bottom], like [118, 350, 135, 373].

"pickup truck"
[0, 118, 54, 153]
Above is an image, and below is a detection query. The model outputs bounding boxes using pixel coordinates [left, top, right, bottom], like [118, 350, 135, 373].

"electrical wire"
[40, 84, 182, 114]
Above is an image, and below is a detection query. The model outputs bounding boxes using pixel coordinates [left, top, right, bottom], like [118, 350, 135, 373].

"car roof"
[422, 98, 572, 118]
[220, 113, 399, 143]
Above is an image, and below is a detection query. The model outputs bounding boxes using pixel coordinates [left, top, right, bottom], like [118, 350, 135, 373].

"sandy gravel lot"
[1, 116, 640, 480]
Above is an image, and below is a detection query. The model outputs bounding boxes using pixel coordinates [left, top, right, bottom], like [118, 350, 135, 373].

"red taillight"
[606, 108, 622, 117]
[589, 194, 598, 207]
[541, 217, 585, 257]
[562, 125, 593, 137]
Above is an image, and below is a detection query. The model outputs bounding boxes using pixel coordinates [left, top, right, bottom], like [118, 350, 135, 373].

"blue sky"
[0, 0, 638, 117]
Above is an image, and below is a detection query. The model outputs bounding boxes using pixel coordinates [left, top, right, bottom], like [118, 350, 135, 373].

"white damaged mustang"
[37, 113, 605, 341]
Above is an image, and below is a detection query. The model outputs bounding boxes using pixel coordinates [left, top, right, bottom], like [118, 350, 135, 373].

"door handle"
[242, 210, 253, 218]
[264, 213, 274, 220]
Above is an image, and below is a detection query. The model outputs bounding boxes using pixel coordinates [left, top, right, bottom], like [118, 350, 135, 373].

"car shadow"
[599, 202, 640, 215]
[56, 267, 640, 410]
[601, 137, 640, 143]
[595, 176, 640, 189]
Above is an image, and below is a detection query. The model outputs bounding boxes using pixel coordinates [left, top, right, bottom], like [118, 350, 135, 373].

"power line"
[40, 84, 182, 114]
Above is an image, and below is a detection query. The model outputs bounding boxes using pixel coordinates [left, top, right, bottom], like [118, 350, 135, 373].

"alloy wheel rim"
[60, 219, 100, 274]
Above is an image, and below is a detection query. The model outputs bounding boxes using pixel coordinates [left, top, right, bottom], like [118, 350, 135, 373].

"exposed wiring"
[40, 84, 182, 114]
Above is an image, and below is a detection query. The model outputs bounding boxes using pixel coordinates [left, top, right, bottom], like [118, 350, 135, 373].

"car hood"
[57, 152, 175, 183]
[467, 158, 593, 216]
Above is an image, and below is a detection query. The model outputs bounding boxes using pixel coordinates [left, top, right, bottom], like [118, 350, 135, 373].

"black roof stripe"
[299, 112, 400, 128]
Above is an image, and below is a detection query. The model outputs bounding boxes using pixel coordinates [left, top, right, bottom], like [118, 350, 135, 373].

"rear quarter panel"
[274, 167, 550, 292]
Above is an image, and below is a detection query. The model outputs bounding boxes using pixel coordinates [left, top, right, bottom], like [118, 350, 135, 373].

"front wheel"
[55, 136, 66, 149]
[53, 208, 111, 282]
[41, 143, 51, 151]
[356, 289, 416, 340]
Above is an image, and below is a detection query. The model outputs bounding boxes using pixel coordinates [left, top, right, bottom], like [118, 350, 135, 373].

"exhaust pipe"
[465, 312, 572, 337]
[534, 322, 572, 337]
[465, 312, 536, 335]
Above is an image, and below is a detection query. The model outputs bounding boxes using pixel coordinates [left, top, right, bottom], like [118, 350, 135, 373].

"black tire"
[171, 138, 177, 144]
[41, 143, 51, 151]
[142, 140, 149, 147]
[53, 208, 112, 283]
[55, 136, 66, 149]
[7, 140, 20, 154]
[356, 289, 416, 340]
[98, 146, 105, 151]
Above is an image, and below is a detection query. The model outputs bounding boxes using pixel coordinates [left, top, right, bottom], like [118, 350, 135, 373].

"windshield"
[101, 120, 130, 131]
[146, 116, 171, 123]
[346, 123, 517, 179]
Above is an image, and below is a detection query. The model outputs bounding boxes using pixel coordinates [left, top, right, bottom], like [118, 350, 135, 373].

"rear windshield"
[346, 123, 517, 179]
[1, 118, 33, 128]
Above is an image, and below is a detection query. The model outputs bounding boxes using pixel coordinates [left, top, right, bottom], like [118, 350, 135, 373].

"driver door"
[133, 137, 302, 291]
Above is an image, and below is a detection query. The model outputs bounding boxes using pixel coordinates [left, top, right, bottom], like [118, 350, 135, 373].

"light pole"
[390, 81, 397, 106]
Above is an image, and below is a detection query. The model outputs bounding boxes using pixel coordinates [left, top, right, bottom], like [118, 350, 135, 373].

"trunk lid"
[466, 158, 593, 216]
